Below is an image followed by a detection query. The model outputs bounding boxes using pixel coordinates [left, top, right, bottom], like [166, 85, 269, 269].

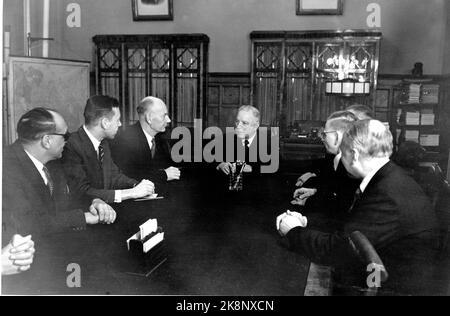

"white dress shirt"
[141, 125, 155, 150]
[333, 152, 342, 171]
[83, 125, 122, 203]
[241, 133, 256, 147]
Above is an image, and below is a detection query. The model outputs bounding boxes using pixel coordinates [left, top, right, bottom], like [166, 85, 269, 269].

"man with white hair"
[217, 105, 262, 175]
[111, 96, 180, 188]
[277, 120, 437, 292]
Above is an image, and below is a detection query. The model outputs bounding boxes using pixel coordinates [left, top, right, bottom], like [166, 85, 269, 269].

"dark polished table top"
[2, 168, 310, 295]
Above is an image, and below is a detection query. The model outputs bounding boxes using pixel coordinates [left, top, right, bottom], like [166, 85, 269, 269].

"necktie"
[98, 143, 104, 166]
[348, 187, 362, 213]
[151, 138, 156, 159]
[42, 166, 54, 196]
[244, 139, 250, 162]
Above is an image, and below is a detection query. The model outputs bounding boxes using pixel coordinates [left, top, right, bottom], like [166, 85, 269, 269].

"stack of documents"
[407, 84, 421, 103]
[420, 110, 435, 125]
[420, 134, 439, 147]
[405, 130, 420, 143]
[405, 111, 420, 125]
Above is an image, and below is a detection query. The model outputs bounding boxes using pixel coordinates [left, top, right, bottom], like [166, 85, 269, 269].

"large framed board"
[7, 56, 90, 143]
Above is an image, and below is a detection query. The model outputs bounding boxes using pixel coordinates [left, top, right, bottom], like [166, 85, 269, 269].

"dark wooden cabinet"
[93, 34, 209, 127]
[250, 30, 382, 133]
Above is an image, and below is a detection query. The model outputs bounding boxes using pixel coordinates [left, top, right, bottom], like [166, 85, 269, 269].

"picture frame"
[132, 0, 173, 21]
[296, 0, 343, 15]
[8, 56, 89, 143]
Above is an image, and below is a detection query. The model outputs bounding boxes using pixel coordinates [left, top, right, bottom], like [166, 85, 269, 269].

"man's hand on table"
[291, 187, 317, 206]
[86, 198, 117, 225]
[1, 235, 35, 275]
[296, 172, 317, 187]
[165, 166, 181, 181]
[276, 210, 308, 236]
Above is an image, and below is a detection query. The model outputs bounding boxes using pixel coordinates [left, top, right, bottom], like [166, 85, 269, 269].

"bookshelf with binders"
[393, 81, 442, 162]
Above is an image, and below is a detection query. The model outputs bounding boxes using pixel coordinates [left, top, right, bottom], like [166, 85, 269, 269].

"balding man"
[2, 108, 117, 243]
[111, 96, 180, 188]
[277, 120, 437, 292]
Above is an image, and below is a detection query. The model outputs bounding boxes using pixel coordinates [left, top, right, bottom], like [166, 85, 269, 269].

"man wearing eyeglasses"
[2, 108, 117, 238]
[2, 108, 119, 293]
[291, 111, 360, 224]
[217, 105, 261, 176]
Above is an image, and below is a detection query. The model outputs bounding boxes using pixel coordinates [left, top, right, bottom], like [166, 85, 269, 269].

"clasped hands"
[85, 198, 117, 225]
[217, 162, 252, 175]
[165, 166, 181, 181]
[1, 235, 35, 275]
[276, 210, 308, 236]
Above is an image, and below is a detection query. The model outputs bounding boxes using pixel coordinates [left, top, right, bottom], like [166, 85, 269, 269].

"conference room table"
[2, 167, 310, 295]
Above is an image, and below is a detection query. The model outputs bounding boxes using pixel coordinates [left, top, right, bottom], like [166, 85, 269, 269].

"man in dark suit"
[291, 111, 360, 225]
[217, 105, 262, 176]
[61, 95, 155, 206]
[2, 108, 117, 290]
[215, 105, 278, 197]
[277, 120, 437, 292]
[2, 108, 117, 241]
[111, 96, 180, 190]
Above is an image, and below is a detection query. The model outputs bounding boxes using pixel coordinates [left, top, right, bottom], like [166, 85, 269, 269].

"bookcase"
[393, 81, 441, 160]
[93, 34, 209, 128]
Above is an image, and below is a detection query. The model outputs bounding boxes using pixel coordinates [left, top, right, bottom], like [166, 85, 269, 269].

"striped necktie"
[98, 143, 104, 166]
[42, 166, 54, 196]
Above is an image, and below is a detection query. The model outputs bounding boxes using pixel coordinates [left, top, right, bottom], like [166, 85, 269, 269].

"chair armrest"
[348, 231, 389, 283]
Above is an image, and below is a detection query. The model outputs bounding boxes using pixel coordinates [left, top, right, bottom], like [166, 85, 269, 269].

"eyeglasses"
[235, 120, 251, 127]
[318, 127, 337, 140]
[47, 132, 70, 141]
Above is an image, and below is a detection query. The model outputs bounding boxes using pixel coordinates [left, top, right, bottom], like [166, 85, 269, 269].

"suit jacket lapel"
[78, 127, 101, 166]
[12, 142, 53, 205]
[135, 122, 152, 160]
[78, 127, 105, 187]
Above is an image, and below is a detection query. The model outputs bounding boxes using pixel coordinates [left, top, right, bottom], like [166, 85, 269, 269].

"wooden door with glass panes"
[94, 34, 209, 128]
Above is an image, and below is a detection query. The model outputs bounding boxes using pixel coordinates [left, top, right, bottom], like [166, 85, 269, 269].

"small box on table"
[126, 219, 167, 277]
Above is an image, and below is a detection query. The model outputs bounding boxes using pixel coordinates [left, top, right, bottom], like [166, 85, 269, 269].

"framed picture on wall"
[132, 0, 173, 21]
[296, 0, 343, 15]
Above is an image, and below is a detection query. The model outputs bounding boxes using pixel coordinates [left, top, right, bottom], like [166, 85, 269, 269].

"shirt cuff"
[114, 190, 122, 203]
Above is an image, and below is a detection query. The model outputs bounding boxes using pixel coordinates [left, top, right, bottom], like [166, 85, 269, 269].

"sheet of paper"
[140, 218, 158, 240]
[143, 233, 164, 253]
[134, 193, 164, 202]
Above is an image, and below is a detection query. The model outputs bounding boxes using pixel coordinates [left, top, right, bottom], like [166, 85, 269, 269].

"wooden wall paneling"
[208, 73, 251, 130]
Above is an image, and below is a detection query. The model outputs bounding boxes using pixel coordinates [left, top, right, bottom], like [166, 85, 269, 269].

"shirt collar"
[83, 125, 101, 151]
[333, 152, 342, 171]
[141, 124, 154, 148]
[242, 133, 256, 147]
[359, 158, 390, 193]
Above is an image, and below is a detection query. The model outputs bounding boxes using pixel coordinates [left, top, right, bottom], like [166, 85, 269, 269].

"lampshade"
[325, 79, 370, 96]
